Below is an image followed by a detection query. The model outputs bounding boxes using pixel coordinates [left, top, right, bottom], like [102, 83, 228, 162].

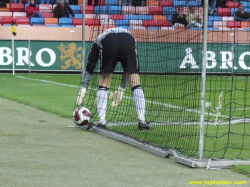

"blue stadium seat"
[105, 0, 119, 6]
[208, 20, 213, 27]
[208, 16, 221, 21]
[30, 17, 44, 25]
[44, 0, 50, 4]
[75, 14, 82, 19]
[173, 1, 186, 7]
[139, 15, 153, 20]
[115, 19, 129, 26]
[163, 7, 176, 15]
[95, 6, 109, 14]
[147, 27, 161, 30]
[186, 1, 200, 7]
[126, 15, 139, 20]
[166, 15, 173, 21]
[241, 2, 250, 8]
[109, 6, 122, 14]
[70, 5, 81, 14]
[59, 18, 73, 26]
[208, 27, 218, 30]
[118, 26, 132, 29]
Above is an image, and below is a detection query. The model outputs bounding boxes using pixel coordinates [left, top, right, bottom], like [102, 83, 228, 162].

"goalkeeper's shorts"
[100, 33, 139, 74]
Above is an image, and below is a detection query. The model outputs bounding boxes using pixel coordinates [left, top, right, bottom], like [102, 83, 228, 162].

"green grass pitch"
[0, 73, 249, 176]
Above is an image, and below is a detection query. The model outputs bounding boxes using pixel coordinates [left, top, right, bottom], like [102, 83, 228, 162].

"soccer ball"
[73, 107, 92, 126]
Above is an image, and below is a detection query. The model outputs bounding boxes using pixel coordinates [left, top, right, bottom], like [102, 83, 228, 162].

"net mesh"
[82, 0, 250, 160]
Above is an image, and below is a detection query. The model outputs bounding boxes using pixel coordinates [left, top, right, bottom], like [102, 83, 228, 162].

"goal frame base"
[93, 126, 250, 168]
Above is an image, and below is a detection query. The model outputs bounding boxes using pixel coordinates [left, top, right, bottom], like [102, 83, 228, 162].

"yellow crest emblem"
[57, 42, 82, 70]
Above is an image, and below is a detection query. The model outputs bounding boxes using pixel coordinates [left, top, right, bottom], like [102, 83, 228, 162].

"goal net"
[82, 0, 250, 167]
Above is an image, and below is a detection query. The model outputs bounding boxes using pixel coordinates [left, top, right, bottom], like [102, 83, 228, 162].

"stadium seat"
[147, 26, 161, 30]
[0, 12, 12, 22]
[208, 16, 222, 21]
[13, 12, 27, 18]
[159, 1, 173, 7]
[241, 2, 250, 8]
[208, 20, 213, 27]
[85, 14, 96, 19]
[118, 25, 132, 29]
[207, 27, 218, 30]
[125, 15, 139, 20]
[10, 4, 24, 12]
[166, 15, 173, 21]
[153, 15, 167, 20]
[227, 21, 241, 28]
[1, 16, 15, 25]
[213, 21, 227, 28]
[132, 26, 146, 29]
[186, 0, 200, 7]
[218, 8, 231, 16]
[70, 5, 81, 14]
[115, 19, 130, 26]
[75, 14, 82, 19]
[143, 20, 171, 27]
[41, 13, 54, 18]
[95, 14, 110, 20]
[58, 17, 73, 26]
[16, 17, 30, 25]
[163, 7, 176, 15]
[173, 1, 186, 7]
[100, 19, 115, 27]
[136, 6, 149, 14]
[222, 16, 234, 22]
[241, 21, 250, 28]
[44, 18, 58, 25]
[109, 6, 122, 14]
[86, 18, 100, 26]
[73, 18, 83, 26]
[139, 15, 153, 20]
[105, 0, 119, 5]
[122, 6, 136, 14]
[95, 6, 108, 14]
[0, 3, 10, 12]
[189, 27, 202, 30]
[149, 7, 163, 15]
[147, 0, 159, 6]
[111, 14, 125, 20]
[226, 1, 239, 8]
[129, 20, 143, 26]
[30, 17, 45, 25]
[39, 4, 53, 13]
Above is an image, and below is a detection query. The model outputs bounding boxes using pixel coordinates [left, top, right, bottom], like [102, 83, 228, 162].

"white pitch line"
[16, 75, 229, 118]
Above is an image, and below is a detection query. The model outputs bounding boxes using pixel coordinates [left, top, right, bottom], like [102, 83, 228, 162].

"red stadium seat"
[85, 6, 94, 14]
[73, 18, 82, 26]
[111, 14, 125, 20]
[149, 7, 163, 15]
[86, 18, 100, 26]
[227, 21, 241, 28]
[160, 0, 173, 7]
[10, 4, 24, 12]
[218, 8, 231, 16]
[16, 17, 30, 25]
[1, 16, 15, 25]
[226, 2, 239, 8]
[42, 13, 54, 18]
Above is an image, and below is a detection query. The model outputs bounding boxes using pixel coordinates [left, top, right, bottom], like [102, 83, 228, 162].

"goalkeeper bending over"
[76, 27, 152, 130]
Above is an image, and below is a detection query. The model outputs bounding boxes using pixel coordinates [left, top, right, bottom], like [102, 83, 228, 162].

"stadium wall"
[0, 27, 250, 73]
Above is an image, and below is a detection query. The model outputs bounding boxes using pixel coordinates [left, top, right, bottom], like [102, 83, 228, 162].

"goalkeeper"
[76, 27, 152, 130]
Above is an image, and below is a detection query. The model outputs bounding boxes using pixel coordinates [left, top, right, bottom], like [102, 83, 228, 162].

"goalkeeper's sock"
[97, 86, 108, 123]
[132, 85, 146, 122]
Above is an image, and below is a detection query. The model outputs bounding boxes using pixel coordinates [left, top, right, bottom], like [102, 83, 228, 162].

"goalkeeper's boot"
[97, 121, 107, 129]
[138, 121, 153, 130]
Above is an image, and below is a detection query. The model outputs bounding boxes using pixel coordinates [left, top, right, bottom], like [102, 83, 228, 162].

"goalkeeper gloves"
[109, 86, 125, 106]
[76, 87, 87, 106]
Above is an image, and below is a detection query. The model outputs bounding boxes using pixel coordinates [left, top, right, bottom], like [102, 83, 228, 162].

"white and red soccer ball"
[73, 107, 92, 126]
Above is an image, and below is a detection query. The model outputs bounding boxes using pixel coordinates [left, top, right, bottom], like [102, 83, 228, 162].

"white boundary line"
[16, 75, 249, 121]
